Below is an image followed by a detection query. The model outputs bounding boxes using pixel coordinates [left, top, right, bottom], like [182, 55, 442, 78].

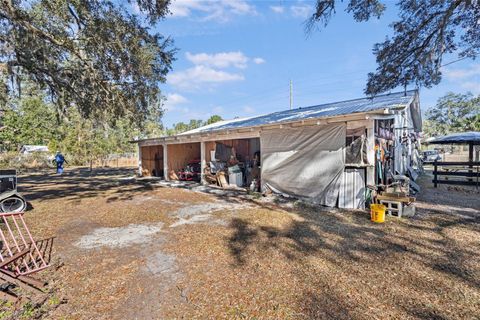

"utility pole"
[289, 79, 293, 110]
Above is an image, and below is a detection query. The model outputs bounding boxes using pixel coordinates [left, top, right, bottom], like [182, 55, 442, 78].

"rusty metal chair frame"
[0, 211, 50, 301]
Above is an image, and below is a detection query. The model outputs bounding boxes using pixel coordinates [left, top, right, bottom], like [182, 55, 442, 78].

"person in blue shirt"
[53, 151, 67, 174]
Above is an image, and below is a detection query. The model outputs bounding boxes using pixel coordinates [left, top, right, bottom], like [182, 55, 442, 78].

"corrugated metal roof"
[428, 131, 480, 144]
[182, 90, 416, 134]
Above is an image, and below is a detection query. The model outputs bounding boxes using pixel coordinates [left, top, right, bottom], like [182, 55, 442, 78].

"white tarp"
[339, 168, 366, 209]
[261, 124, 346, 206]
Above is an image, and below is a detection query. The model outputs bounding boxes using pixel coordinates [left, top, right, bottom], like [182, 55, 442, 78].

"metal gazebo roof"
[428, 132, 480, 145]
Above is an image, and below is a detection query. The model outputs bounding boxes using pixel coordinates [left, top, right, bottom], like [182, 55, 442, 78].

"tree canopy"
[309, 0, 480, 95]
[0, 83, 224, 163]
[166, 115, 224, 136]
[0, 0, 175, 122]
[206, 115, 223, 125]
[0, 89, 144, 163]
[423, 92, 480, 138]
[0, 94, 57, 149]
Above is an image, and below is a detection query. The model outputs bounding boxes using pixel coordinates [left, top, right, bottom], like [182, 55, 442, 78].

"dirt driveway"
[1, 167, 479, 319]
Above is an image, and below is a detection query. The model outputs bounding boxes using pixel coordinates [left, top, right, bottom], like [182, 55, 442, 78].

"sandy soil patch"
[0, 168, 477, 319]
[75, 223, 165, 249]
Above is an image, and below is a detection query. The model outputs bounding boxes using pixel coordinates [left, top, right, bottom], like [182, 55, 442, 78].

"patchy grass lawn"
[1, 168, 478, 319]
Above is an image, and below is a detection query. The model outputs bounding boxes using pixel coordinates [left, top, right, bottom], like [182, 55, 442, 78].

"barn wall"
[141, 145, 163, 177]
[204, 138, 260, 162]
[167, 143, 200, 179]
[205, 141, 216, 162]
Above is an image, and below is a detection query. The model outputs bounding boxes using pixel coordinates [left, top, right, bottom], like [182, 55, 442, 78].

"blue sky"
[138, 0, 480, 127]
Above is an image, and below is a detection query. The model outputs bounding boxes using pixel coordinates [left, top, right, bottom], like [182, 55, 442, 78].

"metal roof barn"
[180, 90, 417, 135]
[134, 90, 422, 209]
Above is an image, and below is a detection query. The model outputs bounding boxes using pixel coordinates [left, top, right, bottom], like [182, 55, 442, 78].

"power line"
[176, 55, 476, 119]
[440, 55, 475, 67]
[209, 70, 370, 109]
[214, 83, 368, 117]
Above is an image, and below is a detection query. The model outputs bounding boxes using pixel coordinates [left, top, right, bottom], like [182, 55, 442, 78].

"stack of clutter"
[204, 142, 261, 191]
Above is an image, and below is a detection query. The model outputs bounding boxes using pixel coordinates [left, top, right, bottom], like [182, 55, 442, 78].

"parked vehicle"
[422, 150, 442, 163]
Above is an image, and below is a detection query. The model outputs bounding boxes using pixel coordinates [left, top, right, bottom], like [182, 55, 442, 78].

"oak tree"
[309, 0, 480, 95]
[423, 92, 480, 138]
[0, 0, 175, 122]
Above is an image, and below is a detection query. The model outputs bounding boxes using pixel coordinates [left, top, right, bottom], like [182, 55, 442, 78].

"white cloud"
[170, 106, 190, 114]
[212, 106, 224, 114]
[443, 64, 480, 94]
[291, 4, 312, 18]
[169, 0, 257, 22]
[172, 51, 264, 90]
[166, 93, 188, 105]
[131, 2, 142, 14]
[224, 0, 255, 15]
[168, 65, 244, 89]
[243, 105, 255, 113]
[270, 5, 285, 14]
[186, 51, 249, 69]
[163, 93, 189, 111]
[169, 0, 203, 17]
[443, 64, 480, 80]
[461, 81, 480, 94]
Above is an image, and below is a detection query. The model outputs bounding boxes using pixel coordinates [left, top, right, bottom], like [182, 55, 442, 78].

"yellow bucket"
[370, 204, 386, 223]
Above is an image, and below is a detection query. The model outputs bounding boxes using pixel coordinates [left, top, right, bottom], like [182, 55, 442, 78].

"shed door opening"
[204, 138, 261, 189]
[167, 142, 201, 182]
[141, 145, 164, 177]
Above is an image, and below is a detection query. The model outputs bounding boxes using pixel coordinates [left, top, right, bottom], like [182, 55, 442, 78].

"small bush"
[0, 152, 54, 171]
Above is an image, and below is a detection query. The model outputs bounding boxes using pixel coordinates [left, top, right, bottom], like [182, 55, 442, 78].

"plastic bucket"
[370, 204, 386, 223]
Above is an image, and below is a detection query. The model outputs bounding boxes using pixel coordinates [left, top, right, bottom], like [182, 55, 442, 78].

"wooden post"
[200, 141, 206, 185]
[433, 161, 438, 188]
[476, 165, 479, 190]
[163, 143, 169, 181]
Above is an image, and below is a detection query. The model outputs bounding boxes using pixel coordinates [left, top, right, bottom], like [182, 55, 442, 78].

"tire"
[0, 196, 27, 213]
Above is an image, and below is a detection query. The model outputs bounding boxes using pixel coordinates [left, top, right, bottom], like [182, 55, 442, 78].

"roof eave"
[133, 109, 393, 145]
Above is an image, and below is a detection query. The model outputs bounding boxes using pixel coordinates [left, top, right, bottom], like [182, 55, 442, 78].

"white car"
[422, 150, 442, 162]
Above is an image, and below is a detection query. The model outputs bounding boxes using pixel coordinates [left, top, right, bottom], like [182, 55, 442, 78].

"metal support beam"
[200, 141, 206, 185]
[366, 120, 375, 186]
[163, 143, 169, 181]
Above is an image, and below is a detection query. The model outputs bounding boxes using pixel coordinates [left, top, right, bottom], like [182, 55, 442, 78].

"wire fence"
[0, 152, 138, 171]
[91, 153, 138, 168]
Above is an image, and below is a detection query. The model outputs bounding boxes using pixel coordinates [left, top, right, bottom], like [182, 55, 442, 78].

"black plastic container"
[0, 170, 17, 193]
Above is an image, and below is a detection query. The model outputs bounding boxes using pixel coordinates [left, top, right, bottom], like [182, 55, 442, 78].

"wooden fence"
[433, 161, 480, 188]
